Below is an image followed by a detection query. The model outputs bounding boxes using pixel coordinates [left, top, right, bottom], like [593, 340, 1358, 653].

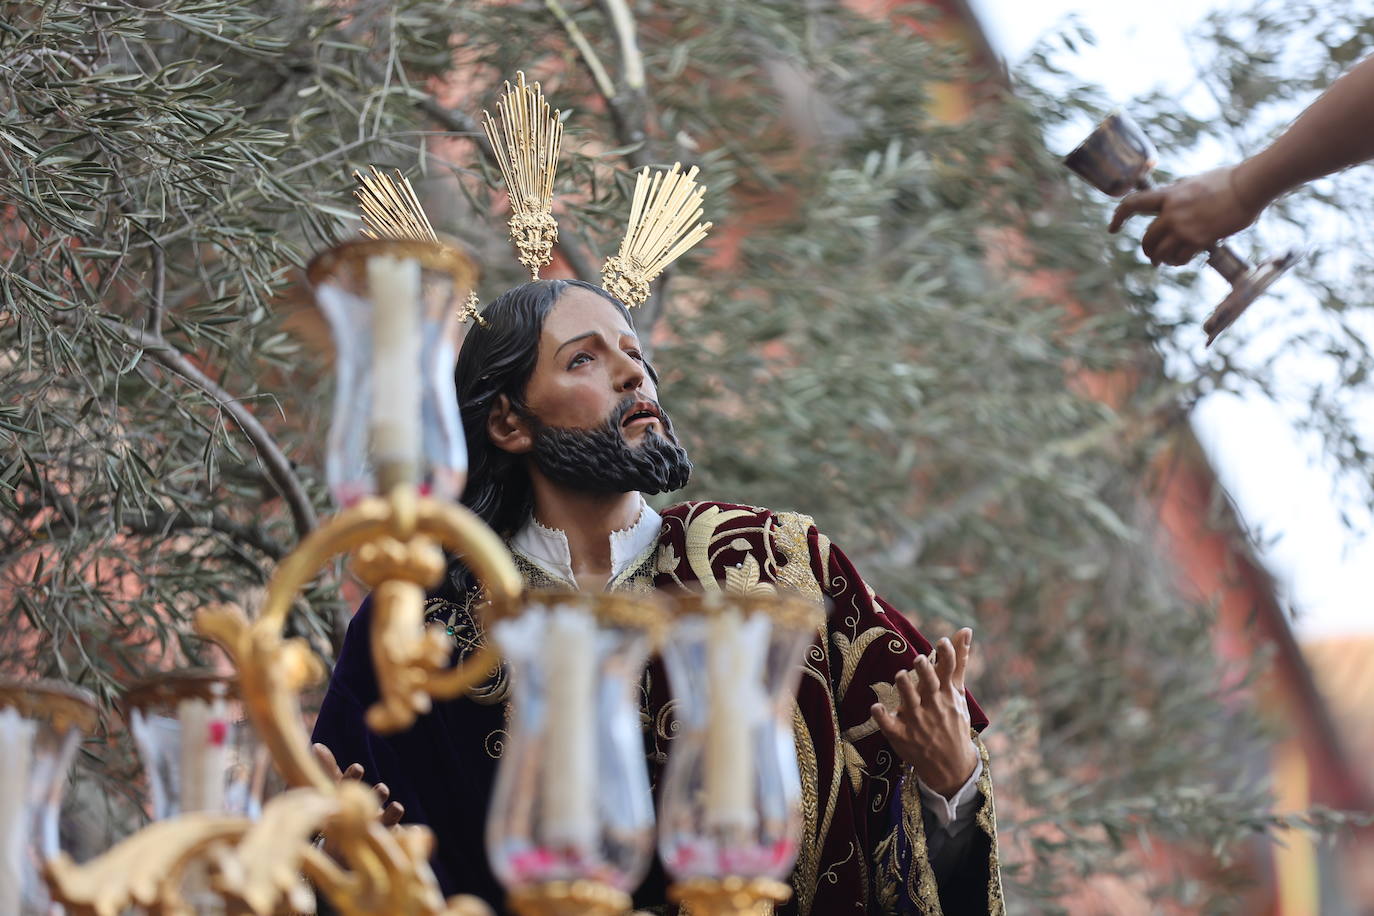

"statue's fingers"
[311, 742, 344, 781]
[934, 637, 956, 688]
[952, 628, 972, 689]
[913, 655, 940, 699]
[896, 668, 921, 716]
[870, 703, 901, 741]
[1109, 189, 1165, 233]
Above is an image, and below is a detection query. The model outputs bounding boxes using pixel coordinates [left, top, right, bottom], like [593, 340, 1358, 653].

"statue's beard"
[524, 396, 692, 495]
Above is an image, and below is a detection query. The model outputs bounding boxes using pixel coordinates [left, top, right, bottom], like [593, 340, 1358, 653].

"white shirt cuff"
[915, 756, 983, 831]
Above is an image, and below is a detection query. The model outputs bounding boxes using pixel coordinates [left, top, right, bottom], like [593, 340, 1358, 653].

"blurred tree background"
[3, 0, 1372, 907]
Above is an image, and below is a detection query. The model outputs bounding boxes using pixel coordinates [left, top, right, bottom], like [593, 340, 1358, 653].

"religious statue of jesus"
[311, 276, 1003, 916]
[314, 73, 1002, 916]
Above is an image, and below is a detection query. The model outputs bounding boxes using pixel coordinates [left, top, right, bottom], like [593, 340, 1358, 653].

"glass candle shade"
[306, 238, 478, 506]
[125, 671, 267, 820]
[485, 592, 667, 896]
[657, 594, 824, 883]
[0, 680, 99, 915]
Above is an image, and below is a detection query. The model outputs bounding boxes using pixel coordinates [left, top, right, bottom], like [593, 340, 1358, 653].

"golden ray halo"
[352, 74, 712, 320]
[481, 71, 563, 281]
[601, 162, 712, 308]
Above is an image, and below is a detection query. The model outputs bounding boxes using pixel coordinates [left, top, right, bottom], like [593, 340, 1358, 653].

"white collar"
[510, 498, 662, 586]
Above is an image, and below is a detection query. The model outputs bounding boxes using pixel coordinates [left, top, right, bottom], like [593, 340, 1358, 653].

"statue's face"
[490, 285, 691, 495]
[522, 287, 664, 440]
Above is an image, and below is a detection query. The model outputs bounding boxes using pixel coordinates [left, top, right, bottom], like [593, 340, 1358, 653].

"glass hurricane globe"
[656, 593, 823, 884]
[124, 670, 267, 820]
[485, 591, 667, 902]
[306, 238, 478, 506]
[0, 680, 98, 916]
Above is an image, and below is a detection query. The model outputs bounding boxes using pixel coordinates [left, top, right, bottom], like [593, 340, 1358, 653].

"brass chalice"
[1065, 110, 1299, 345]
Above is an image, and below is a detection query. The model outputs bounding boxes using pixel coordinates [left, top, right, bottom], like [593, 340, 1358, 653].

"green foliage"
[3, 0, 1370, 909]
[0, 0, 469, 832]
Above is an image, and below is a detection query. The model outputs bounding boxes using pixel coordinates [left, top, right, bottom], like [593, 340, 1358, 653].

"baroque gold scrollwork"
[47, 487, 520, 916]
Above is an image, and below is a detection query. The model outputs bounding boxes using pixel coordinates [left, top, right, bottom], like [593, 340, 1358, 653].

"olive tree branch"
[148, 244, 166, 336]
[12, 474, 289, 566]
[598, 0, 645, 94]
[125, 508, 290, 562]
[93, 315, 318, 537]
[545, 0, 618, 102]
[593, 0, 650, 170]
[906, 378, 1199, 550]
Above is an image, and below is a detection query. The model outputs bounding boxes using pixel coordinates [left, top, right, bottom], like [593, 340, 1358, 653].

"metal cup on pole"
[1064, 110, 1298, 344]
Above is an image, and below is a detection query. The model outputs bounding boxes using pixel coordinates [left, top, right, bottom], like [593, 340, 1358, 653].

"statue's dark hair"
[455, 278, 654, 540]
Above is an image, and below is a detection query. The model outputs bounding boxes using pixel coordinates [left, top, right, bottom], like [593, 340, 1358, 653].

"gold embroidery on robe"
[426, 595, 509, 704]
[791, 704, 821, 916]
[975, 734, 1005, 915]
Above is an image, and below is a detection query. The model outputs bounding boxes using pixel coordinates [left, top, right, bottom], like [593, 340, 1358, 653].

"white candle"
[178, 698, 207, 811]
[705, 610, 758, 832]
[541, 606, 598, 849]
[0, 708, 35, 916]
[367, 254, 422, 473]
[178, 697, 227, 813]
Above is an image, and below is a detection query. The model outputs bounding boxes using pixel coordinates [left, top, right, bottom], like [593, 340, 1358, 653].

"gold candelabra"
[12, 237, 801, 916]
[45, 484, 517, 916]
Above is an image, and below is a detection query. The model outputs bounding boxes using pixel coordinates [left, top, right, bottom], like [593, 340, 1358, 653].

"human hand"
[311, 742, 405, 834]
[1108, 166, 1266, 266]
[870, 629, 978, 798]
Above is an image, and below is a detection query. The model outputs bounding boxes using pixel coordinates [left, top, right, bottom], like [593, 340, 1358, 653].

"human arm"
[1110, 54, 1374, 265]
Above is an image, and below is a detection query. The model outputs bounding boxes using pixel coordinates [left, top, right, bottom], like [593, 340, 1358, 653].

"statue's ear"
[487, 394, 533, 455]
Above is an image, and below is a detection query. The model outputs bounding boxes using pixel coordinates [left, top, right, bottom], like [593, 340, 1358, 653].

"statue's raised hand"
[870, 628, 979, 797]
[311, 742, 405, 832]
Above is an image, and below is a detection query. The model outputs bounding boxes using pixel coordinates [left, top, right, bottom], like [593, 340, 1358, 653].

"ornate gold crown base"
[507, 880, 633, 916]
[669, 877, 792, 916]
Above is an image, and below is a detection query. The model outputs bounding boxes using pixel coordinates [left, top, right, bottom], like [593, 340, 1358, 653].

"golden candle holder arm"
[196, 486, 522, 790]
[44, 814, 251, 916]
[47, 486, 520, 916]
[669, 877, 792, 916]
[506, 880, 634, 916]
[207, 786, 343, 913]
[46, 782, 496, 916]
[351, 487, 523, 732]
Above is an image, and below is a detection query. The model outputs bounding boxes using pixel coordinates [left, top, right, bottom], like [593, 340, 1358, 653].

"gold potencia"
[353, 165, 487, 328]
[482, 71, 563, 282]
[354, 164, 438, 243]
[600, 162, 712, 307]
[354, 70, 712, 317]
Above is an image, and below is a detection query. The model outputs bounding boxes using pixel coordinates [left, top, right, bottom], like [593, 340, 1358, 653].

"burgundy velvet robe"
[312, 501, 1003, 915]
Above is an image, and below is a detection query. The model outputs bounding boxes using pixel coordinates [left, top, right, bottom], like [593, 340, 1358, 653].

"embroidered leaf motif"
[841, 739, 868, 793]
[816, 531, 833, 586]
[771, 512, 824, 600]
[724, 554, 776, 596]
[833, 627, 894, 699]
[684, 505, 753, 593]
[871, 680, 902, 715]
[656, 542, 680, 575]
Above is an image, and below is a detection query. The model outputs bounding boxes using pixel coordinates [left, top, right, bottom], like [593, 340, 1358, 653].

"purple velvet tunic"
[312, 501, 1002, 915]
